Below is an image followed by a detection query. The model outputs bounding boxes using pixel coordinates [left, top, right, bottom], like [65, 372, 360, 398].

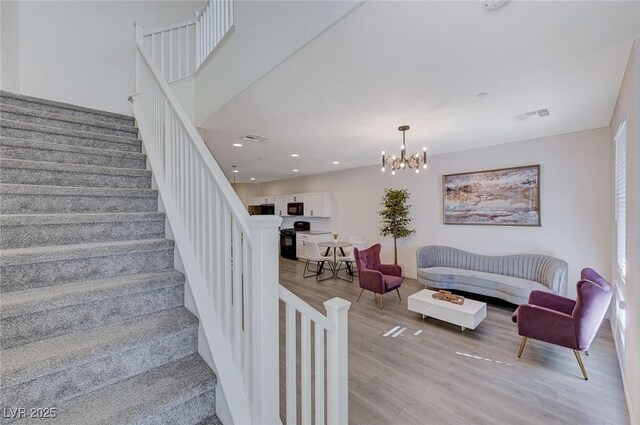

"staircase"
[0, 90, 221, 424]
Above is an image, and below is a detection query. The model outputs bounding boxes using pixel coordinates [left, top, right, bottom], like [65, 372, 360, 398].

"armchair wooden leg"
[380, 293, 384, 310]
[573, 350, 589, 380]
[517, 336, 528, 358]
[396, 288, 401, 300]
[356, 288, 365, 303]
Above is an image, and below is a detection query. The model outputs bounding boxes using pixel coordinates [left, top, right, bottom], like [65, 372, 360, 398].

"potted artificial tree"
[379, 188, 415, 265]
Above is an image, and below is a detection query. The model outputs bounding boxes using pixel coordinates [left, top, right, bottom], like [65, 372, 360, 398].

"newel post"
[325, 297, 351, 425]
[134, 22, 144, 94]
[249, 215, 282, 425]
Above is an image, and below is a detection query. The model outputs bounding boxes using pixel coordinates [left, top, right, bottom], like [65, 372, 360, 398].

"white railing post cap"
[324, 297, 351, 312]
[248, 215, 282, 229]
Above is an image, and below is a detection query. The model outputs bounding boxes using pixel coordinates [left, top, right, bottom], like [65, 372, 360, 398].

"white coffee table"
[407, 289, 487, 331]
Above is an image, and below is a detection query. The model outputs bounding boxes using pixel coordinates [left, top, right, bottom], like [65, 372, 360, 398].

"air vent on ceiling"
[482, 0, 508, 11]
[512, 108, 550, 122]
[240, 134, 269, 143]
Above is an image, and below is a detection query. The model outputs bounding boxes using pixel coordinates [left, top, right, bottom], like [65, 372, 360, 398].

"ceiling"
[201, 1, 640, 183]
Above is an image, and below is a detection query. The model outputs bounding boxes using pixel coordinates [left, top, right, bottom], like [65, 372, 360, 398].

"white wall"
[169, 76, 196, 122]
[610, 38, 639, 425]
[194, 0, 362, 125]
[1, 0, 202, 115]
[248, 127, 613, 300]
[1, 1, 20, 92]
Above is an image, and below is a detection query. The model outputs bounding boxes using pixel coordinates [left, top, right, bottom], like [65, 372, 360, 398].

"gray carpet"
[0, 91, 221, 424]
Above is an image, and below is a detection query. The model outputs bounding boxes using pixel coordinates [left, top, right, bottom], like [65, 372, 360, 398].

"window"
[615, 121, 627, 279]
[614, 121, 627, 343]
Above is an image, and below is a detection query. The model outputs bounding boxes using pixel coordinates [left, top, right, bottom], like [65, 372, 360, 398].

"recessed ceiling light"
[233, 143, 243, 147]
[332, 161, 340, 165]
[476, 92, 488, 98]
[290, 153, 300, 157]
[292, 169, 299, 172]
[250, 177, 256, 181]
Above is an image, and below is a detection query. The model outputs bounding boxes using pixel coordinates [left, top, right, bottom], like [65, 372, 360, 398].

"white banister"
[133, 14, 349, 425]
[141, 0, 234, 84]
[279, 287, 351, 425]
[249, 216, 281, 424]
[142, 19, 196, 84]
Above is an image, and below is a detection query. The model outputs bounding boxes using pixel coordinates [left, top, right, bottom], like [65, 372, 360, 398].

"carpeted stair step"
[0, 90, 135, 127]
[0, 270, 185, 349]
[1, 308, 200, 418]
[0, 212, 165, 249]
[9, 354, 216, 425]
[0, 138, 147, 170]
[0, 184, 158, 214]
[0, 119, 141, 152]
[0, 104, 138, 138]
[198, 416, 224, 425]
[0, 91, 219, 425]
[0, 238, 174, 292]
[0, 158, 152, 189]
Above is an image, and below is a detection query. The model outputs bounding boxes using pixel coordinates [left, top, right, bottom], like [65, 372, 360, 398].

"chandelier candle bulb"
[381, 125, 428, 174]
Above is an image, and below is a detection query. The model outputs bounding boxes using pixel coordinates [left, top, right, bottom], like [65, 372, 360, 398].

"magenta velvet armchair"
[511, 268, 612, 380]
[353, 244, 403, 310]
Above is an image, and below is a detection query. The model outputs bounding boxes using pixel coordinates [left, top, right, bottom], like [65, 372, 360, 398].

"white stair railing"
[133, 23, 350, 425]
[143, 20, 197, 84]
[142, 0, 234, 83]
[280, 287, 350, 425]
[195, 0, 235, 69]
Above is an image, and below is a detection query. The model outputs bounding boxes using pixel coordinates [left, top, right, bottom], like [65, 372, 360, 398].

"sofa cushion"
[418, 267, 554, 301]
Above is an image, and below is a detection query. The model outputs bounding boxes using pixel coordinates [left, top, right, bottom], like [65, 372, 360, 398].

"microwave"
[248, 204, 275, 216]
[287, 202, 304, 216]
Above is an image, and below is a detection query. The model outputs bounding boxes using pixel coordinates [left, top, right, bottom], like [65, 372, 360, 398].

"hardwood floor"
[278, 258, 629, 425]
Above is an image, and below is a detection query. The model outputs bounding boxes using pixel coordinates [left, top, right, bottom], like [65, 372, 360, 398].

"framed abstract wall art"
[442, 165, 540, 226]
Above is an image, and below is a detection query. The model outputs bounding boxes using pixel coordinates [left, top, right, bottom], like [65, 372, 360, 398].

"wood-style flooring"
[278, 258, 629, 425]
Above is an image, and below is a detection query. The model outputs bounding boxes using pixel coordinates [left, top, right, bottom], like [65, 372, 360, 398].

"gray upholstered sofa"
[416, 246, 568, 305]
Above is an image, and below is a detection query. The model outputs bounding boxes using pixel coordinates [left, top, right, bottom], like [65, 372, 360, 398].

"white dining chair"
[303, 241, 334, 282]
[336, 241, 368, 282]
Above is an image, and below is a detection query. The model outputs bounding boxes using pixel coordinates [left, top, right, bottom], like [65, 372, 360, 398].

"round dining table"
[317, 241, 352, 278]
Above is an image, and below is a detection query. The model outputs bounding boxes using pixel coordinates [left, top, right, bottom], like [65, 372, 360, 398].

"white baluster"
[314, 322, 325, 425]
[285, 303, 296, 425]
[169, 28, 173, 81]
[134, 22, 144, 93]
[301, 315, 311, 424]
[242, 240, 251, 393]
[223, 204, 232, 338]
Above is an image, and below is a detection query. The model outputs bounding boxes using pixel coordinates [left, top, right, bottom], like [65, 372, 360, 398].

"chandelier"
[381, 125, 428, 175]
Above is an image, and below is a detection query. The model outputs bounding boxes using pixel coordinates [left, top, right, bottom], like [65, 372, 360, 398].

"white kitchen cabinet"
[253, 196, 274, 205]
[296, 235, 307, 260]
[256, 192, 332, 217]
[302, 194, 315, 216]
[305, 192, 331, 217]
[274, 195, 289, 217]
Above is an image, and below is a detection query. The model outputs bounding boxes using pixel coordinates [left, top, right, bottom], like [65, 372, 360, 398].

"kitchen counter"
[295, 230, 331, 235]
